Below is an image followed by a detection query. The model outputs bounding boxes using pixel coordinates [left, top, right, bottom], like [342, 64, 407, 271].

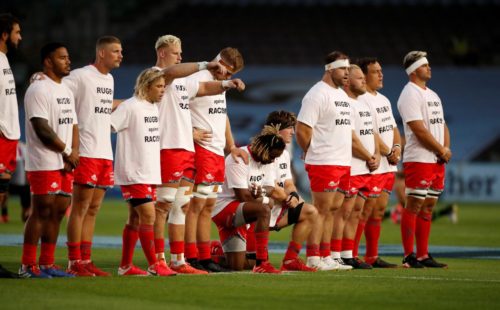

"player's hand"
[63, 151, 79, 169]
[207, 62, 227, 76]
[387, 146, 401, 165]
[367, 154, 380, 172]
[193, 127, 212, 145]
[63, 162, 73, 172]
[249, 183, 263, 199]
[285, 194, 300, 208]
[438, 147, 452, 164]
[230, 146, 249, 165]
[225, 79, 245, 92]
[29, 72, 45, 84]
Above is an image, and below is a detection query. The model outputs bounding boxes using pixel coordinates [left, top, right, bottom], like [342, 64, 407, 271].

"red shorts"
[194, 144, 225, 185]
[376, 172, 396, 194]
[0, 136, 17, 175]
[403, 162, 445, 191]
[73, 157, 114, 188]
[348, 174, 382, 198]
[212, 201, 247, 249]
[305, 164, 350, 193]
[27, 170, 74, 196]
[160, 149, 195, 184]
[120, 184, 157, 201]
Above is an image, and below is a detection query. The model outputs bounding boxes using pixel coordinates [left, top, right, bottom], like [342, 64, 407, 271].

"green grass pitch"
[1, 199, 500, 309]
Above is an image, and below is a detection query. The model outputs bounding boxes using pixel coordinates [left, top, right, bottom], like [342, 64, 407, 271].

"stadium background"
[2, 0, 500, 203]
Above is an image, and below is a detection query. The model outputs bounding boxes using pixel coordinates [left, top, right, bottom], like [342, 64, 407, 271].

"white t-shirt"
[358, 91, 398, 173]
[270, 149, 293, 227]
[24, 78, 77, 171]
[350, 97, 376, 176]
[158, 75, 199, 151]
[187, 70, 227, 156]
[111, 97, 161, 185]
[397, 82, 445, 163]
[0, 52, 20, 140]
[214, 146, 275, 217]
[63, 65, 114, 160]
[274, 150, 292, 188]
[297, 81, 352, 166]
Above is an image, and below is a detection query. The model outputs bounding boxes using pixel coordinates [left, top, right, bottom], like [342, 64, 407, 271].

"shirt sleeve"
[25, 84, 50, 121]
[186, 75, 200, 100]
[297, 92, 321, 128]
[398, 87, 424, 124]
[226, 156, 250, 189]
[110, 100, 130, 132]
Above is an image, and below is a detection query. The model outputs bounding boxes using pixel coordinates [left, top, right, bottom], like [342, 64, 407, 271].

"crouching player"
[213, 126, 286, 273]
[112, 68, 175, 276]
[247, 111, 319, 272]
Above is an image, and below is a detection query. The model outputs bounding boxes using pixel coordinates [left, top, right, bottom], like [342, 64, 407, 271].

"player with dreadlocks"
[212, 125, 287, 273]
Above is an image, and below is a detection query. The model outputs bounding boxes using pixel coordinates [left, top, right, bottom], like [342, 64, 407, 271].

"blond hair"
[134, 68, 164, 101]
[155, 35, 181, 50]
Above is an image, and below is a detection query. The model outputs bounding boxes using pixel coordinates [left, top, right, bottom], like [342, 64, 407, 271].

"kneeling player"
[247, 111, 319, 272]
[213, 126, 286, 273]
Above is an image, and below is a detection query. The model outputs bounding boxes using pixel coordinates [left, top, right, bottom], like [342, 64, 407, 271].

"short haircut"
[134, 68, 165, 101]
[96, 35, 121, 50]
[324, 51, 348, 65]
[155, 35, 181, 50]
[403, 51, 427, 69]
[356, 57, 378, 74]
[265, 110, 296, 129]
[220, 47, 244, 73]
[0, 13, 20, 36]
[40, 42, 66, 64]
[250, 125, 286, 164]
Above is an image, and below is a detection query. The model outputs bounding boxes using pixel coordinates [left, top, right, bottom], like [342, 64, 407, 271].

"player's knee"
[405, 187, 427, 201]
[168, 188, 190, 225]
[193, 184, 213, 198]
[86, 203, 101, 217]
[157, 187, 177, 203]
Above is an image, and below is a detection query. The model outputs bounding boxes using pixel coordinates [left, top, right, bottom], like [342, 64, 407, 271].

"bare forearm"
[352, 132, 372, 161]
[295, 122, 312, 153]
[31, 118, 65, 152]
[224, 116, 236, 154]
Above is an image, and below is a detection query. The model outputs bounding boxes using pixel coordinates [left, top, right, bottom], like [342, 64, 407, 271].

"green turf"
[2, 199, 500, 247]
[1, 199, 500, 309]
[1, 246, 500, 310]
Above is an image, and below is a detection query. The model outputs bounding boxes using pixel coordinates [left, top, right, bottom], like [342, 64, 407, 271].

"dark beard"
[6, 36, 18, 52]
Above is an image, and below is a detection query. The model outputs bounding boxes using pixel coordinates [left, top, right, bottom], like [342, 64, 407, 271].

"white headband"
[405, 57, 428, 75]
[325, 59, 350, 71]
[215, 53, 221, 61]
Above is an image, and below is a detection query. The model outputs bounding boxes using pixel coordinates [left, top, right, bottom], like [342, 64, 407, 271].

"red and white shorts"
[347, 174, 383, 199]
[373, 172, 396, 194]
[74, 157, 114, 189]
[403, 162, 445, 198]
[27, 170, 74, 196]
[194, 144, 224, 185]
[120, 184, 157, 201]
[160, 149, 195, 184]
[212, 201, 247, 253]
[0, 135, 17, 175]
[305, 164, 350, 193]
